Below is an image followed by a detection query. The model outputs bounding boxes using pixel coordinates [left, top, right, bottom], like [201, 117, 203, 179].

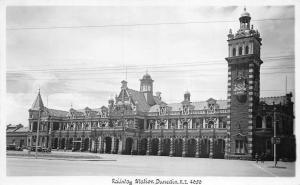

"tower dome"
[142, 72, 152, 80]
[240, 7, 250, 18]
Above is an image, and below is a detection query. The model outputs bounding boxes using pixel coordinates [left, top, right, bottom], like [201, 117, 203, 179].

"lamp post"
[35, 109, 42, 159]
[273, 102, 277, 167]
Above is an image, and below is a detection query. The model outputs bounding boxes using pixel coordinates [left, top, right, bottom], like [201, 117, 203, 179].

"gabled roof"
[127, 89, 150, 112]
[30, 91, 44, 111]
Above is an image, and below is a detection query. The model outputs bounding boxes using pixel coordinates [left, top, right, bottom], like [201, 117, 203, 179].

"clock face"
[233, 74, 247, 103]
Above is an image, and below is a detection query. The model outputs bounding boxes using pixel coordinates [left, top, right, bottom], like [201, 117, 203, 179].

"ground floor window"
[235, 140, 245, 154]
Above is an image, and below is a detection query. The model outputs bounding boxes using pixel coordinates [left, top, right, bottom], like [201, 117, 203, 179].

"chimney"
[156, 91, 162, 100]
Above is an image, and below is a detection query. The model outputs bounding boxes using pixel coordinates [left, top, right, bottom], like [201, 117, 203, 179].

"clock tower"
[225, 8, 262, 159]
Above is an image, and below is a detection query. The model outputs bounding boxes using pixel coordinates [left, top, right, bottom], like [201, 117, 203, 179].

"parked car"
[6, 144, 16, 150]
[31, 146, 42, 152]
[15, 146, 23, 151]
[42, 148, 51, 152]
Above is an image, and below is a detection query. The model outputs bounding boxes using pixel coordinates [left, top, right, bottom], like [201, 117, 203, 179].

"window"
[208, 121, 214, 128]
[235, 140, 245, 154]
[239, 47, 243, 55]
[266, 116, 272, 128]
[256, 116, 262, 128]
[232, 48, 236, 56]
[245, 46, 249, 54]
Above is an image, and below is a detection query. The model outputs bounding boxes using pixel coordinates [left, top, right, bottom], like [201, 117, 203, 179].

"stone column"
[157, 138, 163, 156]
[111, 137, 115, 154]
[57, 138, 60, 150]
[169, 137, 174, 157]
[182, 137, 188, 157]
[146, 137, 151, 155]
[195, 138, 201, 158]
[100, 137, 104, 153]
[89, 138, 92, 152]
[64, 137, 68, 150]
[131, 139, 136, 155]
[118, 138, 123, 154]
[72, 137, 75, 151]
[209, 137, 214, 158]
[137, 138, 141, 155]
[80, 137, 84, 151]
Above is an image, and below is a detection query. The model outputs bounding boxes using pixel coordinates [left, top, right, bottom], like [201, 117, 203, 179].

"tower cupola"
[239, 8, 251, 31]
[140, 72, 155, 106]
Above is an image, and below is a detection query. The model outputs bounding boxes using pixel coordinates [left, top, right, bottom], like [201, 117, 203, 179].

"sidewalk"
[6, 150, 115, 161]
[252, 160, 295, 177]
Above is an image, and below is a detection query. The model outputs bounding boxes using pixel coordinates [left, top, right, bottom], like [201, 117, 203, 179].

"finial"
[244, 6, 246, 12]
[71, 102, 73, 108]
[146, 69, 148, 74]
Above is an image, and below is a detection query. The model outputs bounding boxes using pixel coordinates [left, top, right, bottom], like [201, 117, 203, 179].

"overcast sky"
[6, 6, 294, 126]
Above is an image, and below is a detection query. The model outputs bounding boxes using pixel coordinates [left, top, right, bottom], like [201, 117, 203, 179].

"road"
[6, 153, 295, 176]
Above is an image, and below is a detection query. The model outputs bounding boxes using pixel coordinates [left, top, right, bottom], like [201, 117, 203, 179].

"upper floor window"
[245, 45, 249, 54]
[256, 116, 262, 128]
[266, 116, 272, 128]
[232, 48, 236, 56]
[239, 47, 243, 55]
[208, 121, 214, 128]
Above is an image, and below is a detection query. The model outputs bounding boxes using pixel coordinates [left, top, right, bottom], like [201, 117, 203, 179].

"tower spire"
[31, 89, 44, 111]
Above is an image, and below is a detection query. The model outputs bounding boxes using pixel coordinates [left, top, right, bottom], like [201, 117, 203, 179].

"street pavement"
[6, 152, 295, 176]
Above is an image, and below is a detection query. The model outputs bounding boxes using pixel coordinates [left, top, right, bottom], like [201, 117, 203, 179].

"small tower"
[140, 72, 155, 106]
[184, 91, 191, 102]
[225, 8, 263, 160]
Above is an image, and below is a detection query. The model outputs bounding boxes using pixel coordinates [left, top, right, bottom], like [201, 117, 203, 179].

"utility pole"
[35, 109, 41, 159]
[273, 102, 277, 167]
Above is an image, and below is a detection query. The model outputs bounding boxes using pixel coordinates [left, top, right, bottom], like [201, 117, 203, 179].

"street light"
[273, 102, 277, 167]
[35, 109, 42, 159]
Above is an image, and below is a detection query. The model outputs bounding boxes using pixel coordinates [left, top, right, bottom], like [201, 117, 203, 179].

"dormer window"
[160, 106, 166, 115]
[182, 105, 189, 115]
[208, 103, 215, 114]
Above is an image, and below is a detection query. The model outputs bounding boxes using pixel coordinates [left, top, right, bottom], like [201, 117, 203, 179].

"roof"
[30, 91, 44, 111]
[149, 99, 227, 112]
[44, 107, 69, 117]
[127, 88, 150, 112]
[7, 127, 29, 133]
[260, 96, 287, 105]
[14, 127, 29, 132]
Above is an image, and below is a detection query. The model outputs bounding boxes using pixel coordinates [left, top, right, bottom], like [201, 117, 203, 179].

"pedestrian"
[255, 153, 258, 163]
[261, 153, 265, 163]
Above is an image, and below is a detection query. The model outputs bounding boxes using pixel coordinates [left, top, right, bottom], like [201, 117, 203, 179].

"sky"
[6, 6, 295, 126]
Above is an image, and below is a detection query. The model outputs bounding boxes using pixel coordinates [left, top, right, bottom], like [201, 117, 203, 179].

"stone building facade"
[25, 8, 295, 160]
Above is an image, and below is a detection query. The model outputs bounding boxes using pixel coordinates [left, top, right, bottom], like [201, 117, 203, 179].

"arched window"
[208, 121, 214, 128]
[239, 47, 243, 55]
[266, 116, 272, 128]
[256, 116, 262, 128]
[245, 45, 249, 54]
[232, 48, 236, 56]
